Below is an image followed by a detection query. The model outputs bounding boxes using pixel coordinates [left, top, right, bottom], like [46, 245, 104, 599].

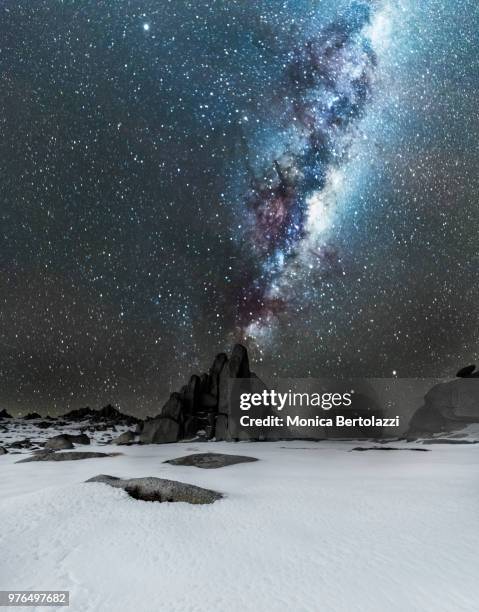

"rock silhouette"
[139, 343, 255, 444]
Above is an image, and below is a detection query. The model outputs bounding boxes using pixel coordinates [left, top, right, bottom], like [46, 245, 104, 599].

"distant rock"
[112, 431, 136, 445]
[66, 433, 90, 445]
[9, 438, 33, 449]
[62, 406, 96, 420]
[86, 474, 222, 504]
[407, 375, 479, 437]
[36, 420, 56, 429]
[0, 446, 8, 455]
[421, 439, 478, 445]
[62, 404, 140, 426]
[164, 452, 258, 469]
[44, 435, 75, 450]
[456, 364, 476, 378]
[23, 412, 41, 420]
[0, 409, 12, 419]
[351, 447, 429, 452]
[17, 451, 118, 463]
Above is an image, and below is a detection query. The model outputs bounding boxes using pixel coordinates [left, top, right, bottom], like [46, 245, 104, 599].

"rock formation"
[407, 367, 479, 437]
[140, 343, 253, 444]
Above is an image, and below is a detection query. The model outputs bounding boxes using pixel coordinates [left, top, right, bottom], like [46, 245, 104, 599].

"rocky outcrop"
[24, 412, 41, 419]
[61, 405, 140, 426]
[407, 368, 479, 438]
[0, 409, 12, 419]
[140, 343, 255, 444]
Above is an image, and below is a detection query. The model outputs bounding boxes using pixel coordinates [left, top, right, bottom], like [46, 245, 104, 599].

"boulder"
[36, 421, 55, 429]
[86, 474, 222, 504]
[456, 364, 476, 378]
[164, 452, 258, 469]
[44, 435, 74, 450]
[17, 451, 117, 463]
[65, 433, 90, 445]
[9, 438, 33, 449]
[113, 431, 136, 445]
[407, 377, 479, 437]
[0, 409, 12, 419]
[24, 412, 42, 419]
[0, 446, 8, 455]
[140, 417, 179, 444]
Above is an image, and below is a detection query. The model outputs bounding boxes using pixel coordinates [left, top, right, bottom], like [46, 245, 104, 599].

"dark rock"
[214, 414, 231, 442]
[66, 433, 90, 445]
[209, 352, 228, 399]
[161, 393, 183, 421]
[183, 375, 201, 416]
[140, 417, 179, 444]
[62, 405, 140, 425]
[9, 438, 32, 449]
[86, 474, 222, 504]
[43, 432, 90, 444]
[0, 409, 12, 419]
[407, 377, 479, 437]
[44, 435, 75, 450]
[0, 446, 8, 455]
[200, 393, 217, 409]
[229, 344, 250, 378]
[62, 406, 96, 420]
[113, 431, 136, 445]
[17, 451, 118, 463]
[421, 439, 478, 445]
[36, 421, 55, 429]
[164, 452, 258, 469]
[351, 447, 430, 452]
[457, 364, 476, 378]
[24, 412, 42, 419]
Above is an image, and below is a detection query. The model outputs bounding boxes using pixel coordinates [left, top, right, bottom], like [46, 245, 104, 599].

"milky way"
[1, 0, 479, 414]
[236, 1, 378, 342]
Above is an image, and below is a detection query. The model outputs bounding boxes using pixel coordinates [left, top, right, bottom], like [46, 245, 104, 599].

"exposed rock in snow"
[44, 435, 75, 450]
[16, 451, 118, 463]
[164, 452, 258, 469]
[112, 431, 136, 445]
[86, 474, 222, 504]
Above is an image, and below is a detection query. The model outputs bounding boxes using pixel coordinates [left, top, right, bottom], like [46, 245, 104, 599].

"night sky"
[1, 0, 478, 415]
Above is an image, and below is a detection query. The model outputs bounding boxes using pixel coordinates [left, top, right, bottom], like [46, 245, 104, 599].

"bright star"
[143, 23, 150, 31]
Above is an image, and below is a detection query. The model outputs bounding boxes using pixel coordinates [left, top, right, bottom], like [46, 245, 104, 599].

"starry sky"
[1, 0, 478, 415]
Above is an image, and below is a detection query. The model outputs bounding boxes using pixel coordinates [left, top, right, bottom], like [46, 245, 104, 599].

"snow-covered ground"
[1, 437, 478, 612]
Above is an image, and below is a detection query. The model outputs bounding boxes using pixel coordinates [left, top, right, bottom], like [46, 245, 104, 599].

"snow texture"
[1, 438, 478, 612]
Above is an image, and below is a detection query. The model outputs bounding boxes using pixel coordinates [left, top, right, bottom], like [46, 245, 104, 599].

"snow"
[1, 439, 478, 612]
